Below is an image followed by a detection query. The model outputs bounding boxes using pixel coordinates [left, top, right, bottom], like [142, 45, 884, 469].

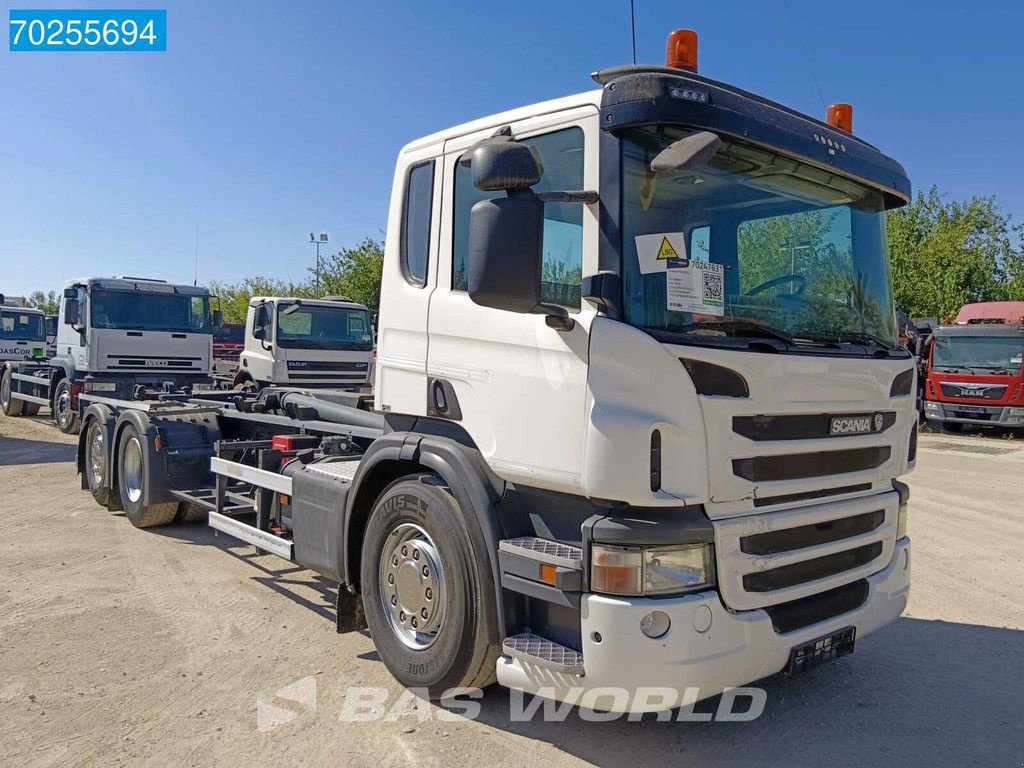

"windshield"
[90, 289, 211, 333]
[932, 333, 1024, 373]
[276, 303, 373, 351]
[620, 127, 899, 353]
[0, 310, 45, 341]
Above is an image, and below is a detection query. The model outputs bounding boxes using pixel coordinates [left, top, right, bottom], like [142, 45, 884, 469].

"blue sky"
[2, 0, 1022, 297]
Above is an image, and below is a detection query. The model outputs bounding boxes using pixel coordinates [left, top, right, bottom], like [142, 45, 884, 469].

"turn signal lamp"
[826, 103, 853, 133]
[665, 29, 698, 72]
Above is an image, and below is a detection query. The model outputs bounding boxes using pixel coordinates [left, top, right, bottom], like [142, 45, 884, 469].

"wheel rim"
[379, 522, 446, 650]
[122, 437, 144, 504]
[1, 375, 9, 408]
[55, 386, 72, 428]
[88, 424, 105, 490]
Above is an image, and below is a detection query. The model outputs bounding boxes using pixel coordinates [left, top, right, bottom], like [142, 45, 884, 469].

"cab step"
[502, 632, 584, 675]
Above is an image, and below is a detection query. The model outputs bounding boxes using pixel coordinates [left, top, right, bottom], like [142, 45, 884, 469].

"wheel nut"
[413, 549, 420, 560]
[399, 611, 406, 621]
[421, 608, 428, 619]
[388, 574, 394, 585]
[411, 617, 418, 628]
[392, 555, 398, 566]
[401, 546, 408, 557]
[422, 566, 429, 577]
[391, 595, 397, 606]
[425, 588, 432, 600]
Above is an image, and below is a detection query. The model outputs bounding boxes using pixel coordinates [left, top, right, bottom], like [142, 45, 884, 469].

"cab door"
[374, 141, 443, 416]
[426, 107, 600, 493]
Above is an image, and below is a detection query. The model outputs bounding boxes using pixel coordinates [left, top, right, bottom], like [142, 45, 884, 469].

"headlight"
[591, 543, 713, 596]
[897, 501, 909, 540]
[924, 401, 940, 414]
[1007, 408, 1024, 423]
[85, 381, 117, 392]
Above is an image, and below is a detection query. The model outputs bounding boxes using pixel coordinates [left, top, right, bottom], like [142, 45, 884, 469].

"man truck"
[1, 277, 215, 433]
[923, 301, 1024, 431]
[71, 29, 916, 713]
[230, 296, 373, 390]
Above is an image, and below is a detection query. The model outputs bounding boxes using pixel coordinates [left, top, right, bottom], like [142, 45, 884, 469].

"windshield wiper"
[801, 331, 899, 355]
[677, 320, 796, 345]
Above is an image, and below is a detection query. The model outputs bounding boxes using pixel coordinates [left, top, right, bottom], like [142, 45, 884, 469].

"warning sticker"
[666, 261, 725, 316]
[635, 232, 688, 274]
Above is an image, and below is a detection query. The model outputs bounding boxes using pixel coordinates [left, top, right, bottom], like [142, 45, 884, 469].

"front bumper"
[496, 538, 910, 713]
[924, 401, 1024, 427]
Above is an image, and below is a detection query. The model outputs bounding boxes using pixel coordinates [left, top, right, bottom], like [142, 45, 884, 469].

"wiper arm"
[678, 320, 796, 345]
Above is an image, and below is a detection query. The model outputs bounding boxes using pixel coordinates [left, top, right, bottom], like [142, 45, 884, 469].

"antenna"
[193, 222, 199, 286]
[629, 0, 637, 65]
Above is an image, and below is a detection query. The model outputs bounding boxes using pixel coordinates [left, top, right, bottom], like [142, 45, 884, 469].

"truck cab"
[0, 296, 47, 362]
[923, 302, 1024, 431]
[236, 296, 373, 390]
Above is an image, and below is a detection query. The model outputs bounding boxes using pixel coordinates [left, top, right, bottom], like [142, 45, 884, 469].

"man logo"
[256, 676, 317, 732]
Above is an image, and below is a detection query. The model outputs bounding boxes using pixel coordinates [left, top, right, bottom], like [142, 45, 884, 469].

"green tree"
[26, 290, 59, 315]
[887, 186, 1023, 319]
[207, 276, 316, 324]
[315, 238, 385, 311]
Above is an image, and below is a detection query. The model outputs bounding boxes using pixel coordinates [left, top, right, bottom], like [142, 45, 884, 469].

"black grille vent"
[890, 368, 914, 396]
[743, 542, 883, 592]
[733, 412, 896, 441]
[740, 510, 884, 555]
[733, 446, 892, 481]
[765, 579, 870, 634]
[753, 483, 873, 508]
[680, 359, 749, 397]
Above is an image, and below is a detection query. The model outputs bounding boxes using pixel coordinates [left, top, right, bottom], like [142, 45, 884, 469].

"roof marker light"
[826, 103, 853, 133]
[666, 29, 698, 72]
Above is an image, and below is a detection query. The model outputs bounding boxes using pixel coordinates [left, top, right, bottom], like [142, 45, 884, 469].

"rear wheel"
[360, 474, 499, 698]
[117, 424, 177, 528]
[1, 368, 25, 417]
[53, 378, 80, 434]
[84, 419, 112, 506]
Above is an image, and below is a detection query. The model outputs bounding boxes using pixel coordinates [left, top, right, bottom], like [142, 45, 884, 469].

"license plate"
[785, 626, 856, 676]
[958, 407, 986, 416]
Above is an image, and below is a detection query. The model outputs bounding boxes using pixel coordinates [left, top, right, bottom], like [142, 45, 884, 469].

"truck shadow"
[0, 435, 76, 465]
[464, 617, 1022, 768]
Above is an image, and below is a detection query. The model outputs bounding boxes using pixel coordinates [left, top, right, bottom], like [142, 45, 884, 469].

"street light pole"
[309, 232, 329, 297]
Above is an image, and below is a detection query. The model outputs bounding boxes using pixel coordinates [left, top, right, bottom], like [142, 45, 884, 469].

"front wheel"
[360, 475, 499, 698]
[53, 378, 80, 434]
[1, 368, 24, 417]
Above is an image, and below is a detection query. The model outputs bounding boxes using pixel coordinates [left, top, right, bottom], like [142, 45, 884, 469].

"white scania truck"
[231, 296, 373, 390]
[1, 277, 215, 433]
[72, 30, 916, 713]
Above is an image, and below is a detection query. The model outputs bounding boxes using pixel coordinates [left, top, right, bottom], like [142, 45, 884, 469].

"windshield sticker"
[667, 261, 725, 315]
[635, 232, 689, 274]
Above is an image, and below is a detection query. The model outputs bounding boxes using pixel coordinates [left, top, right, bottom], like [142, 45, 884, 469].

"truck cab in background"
[1, 277, 214, 433]
[0, 295, 48, 365]
[923, 302, 1024, 431]
[233, 296, 373, 390]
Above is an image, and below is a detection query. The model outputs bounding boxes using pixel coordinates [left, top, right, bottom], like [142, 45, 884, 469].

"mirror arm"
[531, 303, 575, 332]
[536, 190, 599, 205]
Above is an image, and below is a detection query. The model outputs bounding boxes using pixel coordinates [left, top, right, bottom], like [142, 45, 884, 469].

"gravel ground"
[0, 411, 1021, 767]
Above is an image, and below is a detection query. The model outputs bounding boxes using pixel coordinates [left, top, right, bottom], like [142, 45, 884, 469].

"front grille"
[743, 542, 883, 592]
[286, 373, 367, 381]
[733, 412, 896, 440]
[753, 483, 873, 508]
[939, 382, 1007, 400]
[765, 579, 869, 634]
[733, 446, 891, 481]
[741, 510, 884, 555]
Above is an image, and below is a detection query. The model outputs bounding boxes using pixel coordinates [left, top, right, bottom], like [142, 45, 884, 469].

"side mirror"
[915, 337, 924, 357]
[63, 298, 81, 328]
[212, 309, 223, 329]
[468, 194, 543, 314]
[469, 141, 542, 192]
[63, 287, 77, 299]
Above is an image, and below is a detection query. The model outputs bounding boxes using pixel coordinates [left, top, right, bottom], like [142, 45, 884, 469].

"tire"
[53, 378, 80, 435]
[232, 370, 255, 391]
[360, 474, 499, 698]
[942, 422, 964, 433]
[23, 402, 40, 417]
[84, 418, 113, 506]
[173, 502, 208, 524]
[116, 423, 178, 528]
[1, 368, 25, 417]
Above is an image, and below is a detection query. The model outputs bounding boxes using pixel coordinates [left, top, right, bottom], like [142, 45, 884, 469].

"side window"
[453, 127, 584, 308]
[401, 161, 435, 286]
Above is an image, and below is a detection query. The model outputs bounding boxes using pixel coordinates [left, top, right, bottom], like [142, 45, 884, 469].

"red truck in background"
[212, 322, 244, 362]
[922, 302, 1024, 432]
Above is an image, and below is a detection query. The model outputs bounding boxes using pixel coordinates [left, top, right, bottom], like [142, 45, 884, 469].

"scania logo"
[829, 414, 884, 436]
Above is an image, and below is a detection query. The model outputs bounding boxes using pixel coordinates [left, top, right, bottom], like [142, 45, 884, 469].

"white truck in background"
[0, 296, 48, 375]
[1, 277, 215, 433]
[71, 28, 916, 714]
[231, 296, 373, 391]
